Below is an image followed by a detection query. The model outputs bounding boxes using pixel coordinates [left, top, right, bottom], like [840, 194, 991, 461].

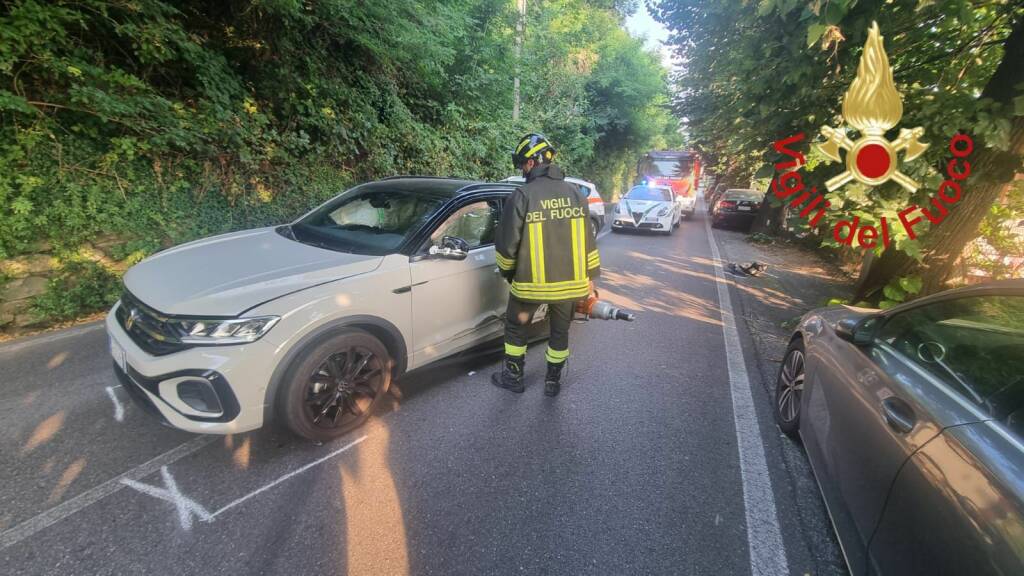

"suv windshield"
[290, 188, 447, 255]
[625, 186, 671, 201]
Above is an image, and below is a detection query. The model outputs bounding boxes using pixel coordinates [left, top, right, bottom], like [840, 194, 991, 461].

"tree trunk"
[853, 15, 1024, 301]
[751, 193, 787, 235]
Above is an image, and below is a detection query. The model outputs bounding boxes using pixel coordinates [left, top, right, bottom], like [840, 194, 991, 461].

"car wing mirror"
[429, 236, 469, 260]
[836, 316, 877, 346]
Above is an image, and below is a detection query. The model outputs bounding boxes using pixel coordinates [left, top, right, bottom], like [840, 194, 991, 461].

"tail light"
[719, 200, 737, 209]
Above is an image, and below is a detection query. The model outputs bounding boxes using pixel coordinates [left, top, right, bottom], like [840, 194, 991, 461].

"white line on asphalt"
[0, 435, 215, 550]
[704, 206, 790, 576]
[121, 466, 213, 530]
[105, 386, 125, 422]
[205, 435, 367, 521]
[0, 321, 105, 355]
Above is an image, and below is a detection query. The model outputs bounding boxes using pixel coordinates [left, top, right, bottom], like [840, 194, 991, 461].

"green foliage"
[653, 0, 1024, 268]
[31, 258, 122, 321]
[879, 274, 922, 308]
[1, 0, 678, 325]
[964, 189, 1024, 279]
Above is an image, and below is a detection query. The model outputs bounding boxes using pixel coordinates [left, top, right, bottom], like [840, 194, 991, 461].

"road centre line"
[703, 205, 790, 576]
[206, 434, 367, 520]
[0, 435, 215, 550]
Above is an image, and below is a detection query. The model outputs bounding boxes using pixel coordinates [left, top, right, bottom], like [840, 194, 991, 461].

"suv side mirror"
[836, 316, 877, 345]
[429, 236, 469, 260]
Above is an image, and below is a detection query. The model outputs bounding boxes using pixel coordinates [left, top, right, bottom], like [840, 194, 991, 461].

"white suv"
[107, 178, 529, 441]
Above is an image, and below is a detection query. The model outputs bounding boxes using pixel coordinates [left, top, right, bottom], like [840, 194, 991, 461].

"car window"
[875, 294, 1024, 420]
[293, 189, 446, 255]
[428, 200, 501, 250]
[625, 186, 671, 201]
[724, 190, 762, 201]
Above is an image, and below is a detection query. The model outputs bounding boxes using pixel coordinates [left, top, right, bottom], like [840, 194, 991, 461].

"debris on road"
[726, 261, 769, 277]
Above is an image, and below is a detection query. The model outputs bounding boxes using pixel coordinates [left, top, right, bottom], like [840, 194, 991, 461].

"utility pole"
[513, 0, 525, 122]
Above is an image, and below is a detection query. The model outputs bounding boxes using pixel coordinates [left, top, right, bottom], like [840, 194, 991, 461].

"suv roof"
[371, 176, 516, 197]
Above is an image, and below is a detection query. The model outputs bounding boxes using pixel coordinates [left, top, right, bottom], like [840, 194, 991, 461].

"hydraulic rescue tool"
[574, 289, 636, 322]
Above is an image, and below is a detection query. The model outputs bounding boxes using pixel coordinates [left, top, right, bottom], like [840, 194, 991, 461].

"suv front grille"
[116, 291, 191, 356]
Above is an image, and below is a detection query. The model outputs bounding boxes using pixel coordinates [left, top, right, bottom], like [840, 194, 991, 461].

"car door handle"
[881, 397, 916, 434]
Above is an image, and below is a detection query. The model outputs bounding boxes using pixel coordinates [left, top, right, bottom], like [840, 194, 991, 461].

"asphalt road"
[0, 207, 844, 575]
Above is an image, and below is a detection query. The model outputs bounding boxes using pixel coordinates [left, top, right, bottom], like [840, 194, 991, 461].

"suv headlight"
[657, 206, 670, 217]
[169, 316, 280, 345]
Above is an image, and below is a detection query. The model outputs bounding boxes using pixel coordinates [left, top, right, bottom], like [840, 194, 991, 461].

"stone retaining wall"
[0, 235, 131, 331]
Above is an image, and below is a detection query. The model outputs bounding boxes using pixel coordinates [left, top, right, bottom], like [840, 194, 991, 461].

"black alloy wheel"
[775, 339, 805, 438]
[279, 329, 391, 442]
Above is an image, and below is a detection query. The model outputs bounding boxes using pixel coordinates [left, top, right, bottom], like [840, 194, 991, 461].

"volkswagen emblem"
[125, 307, 140, 331]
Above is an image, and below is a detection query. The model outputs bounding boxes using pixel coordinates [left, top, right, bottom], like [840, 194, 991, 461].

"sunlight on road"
[601, 269, 723, 326]
[340, 420, 408, 576]
[21, 411, 65, 454]
[47, 457, 86, 504]
[233, 437, 252, 470]
[46, 351, 69, 370]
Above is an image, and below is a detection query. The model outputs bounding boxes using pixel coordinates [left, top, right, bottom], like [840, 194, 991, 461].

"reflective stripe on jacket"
[495, 163, 600, 303]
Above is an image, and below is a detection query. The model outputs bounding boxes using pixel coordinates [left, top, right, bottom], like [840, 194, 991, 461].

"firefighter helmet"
[512, 133, 556, 169]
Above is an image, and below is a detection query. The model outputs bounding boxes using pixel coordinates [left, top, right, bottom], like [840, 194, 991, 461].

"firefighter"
[492, 133, 600, 396]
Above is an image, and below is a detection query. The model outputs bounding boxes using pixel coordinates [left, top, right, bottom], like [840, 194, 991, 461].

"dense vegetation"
[655, 0, 1024, 303]
[0, 0, 679, 323]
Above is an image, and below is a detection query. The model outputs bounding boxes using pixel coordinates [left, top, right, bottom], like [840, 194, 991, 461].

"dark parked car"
[705, 182, 727, 213]
[775, 280, 1024, 576]
[710, 188, 761, 229]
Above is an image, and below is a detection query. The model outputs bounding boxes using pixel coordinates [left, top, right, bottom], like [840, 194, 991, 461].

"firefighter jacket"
[495, 163, 600, 303]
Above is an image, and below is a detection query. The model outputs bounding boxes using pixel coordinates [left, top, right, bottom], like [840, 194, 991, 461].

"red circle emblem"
[856, 144, 891, 179]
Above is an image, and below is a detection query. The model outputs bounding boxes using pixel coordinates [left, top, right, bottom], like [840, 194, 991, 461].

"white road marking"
[0, 435, 214, 550]
[205, 435, 367, 521]
[121, 466, 213, 530]
[704, 207, 790, 576]
[105, 386, 125, 422]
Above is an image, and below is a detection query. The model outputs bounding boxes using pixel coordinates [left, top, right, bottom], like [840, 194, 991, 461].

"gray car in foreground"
[774, 280, 1024, 576]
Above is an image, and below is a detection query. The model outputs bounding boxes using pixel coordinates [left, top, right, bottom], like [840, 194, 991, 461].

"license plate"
[737, 206, 752, 211]
[645, 216, 660, 222]
[532, 304, 548, 324]
[110, 336, 127, 372]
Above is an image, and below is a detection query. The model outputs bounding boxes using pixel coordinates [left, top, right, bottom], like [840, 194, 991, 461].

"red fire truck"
[637, 150, 701, 217]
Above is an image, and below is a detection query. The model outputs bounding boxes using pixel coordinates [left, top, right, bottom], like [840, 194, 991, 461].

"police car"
[611, 184, 680, 234]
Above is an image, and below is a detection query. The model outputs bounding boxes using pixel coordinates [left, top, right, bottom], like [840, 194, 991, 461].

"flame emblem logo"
[818, 22, 929, 192]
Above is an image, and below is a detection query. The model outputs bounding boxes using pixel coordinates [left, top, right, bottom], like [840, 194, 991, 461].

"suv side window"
[875, 295, 1024, 422]
[427, 199, 501, 250]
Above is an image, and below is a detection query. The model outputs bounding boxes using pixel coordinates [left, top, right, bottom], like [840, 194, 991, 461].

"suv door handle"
[881, 397, 916, 434]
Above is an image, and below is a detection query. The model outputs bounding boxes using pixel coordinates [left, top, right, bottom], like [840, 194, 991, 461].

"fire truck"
[636, 150, 701, 217]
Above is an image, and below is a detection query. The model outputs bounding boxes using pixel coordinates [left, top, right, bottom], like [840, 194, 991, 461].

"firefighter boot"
[491, 355, 525, 393]
[544, 361, 565, 397]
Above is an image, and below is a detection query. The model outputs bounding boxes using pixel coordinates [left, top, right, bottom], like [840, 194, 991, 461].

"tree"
[654, 0, 1024, 300]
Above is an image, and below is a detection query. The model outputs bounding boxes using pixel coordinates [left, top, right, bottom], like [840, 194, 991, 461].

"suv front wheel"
[278, 328, 392, 442]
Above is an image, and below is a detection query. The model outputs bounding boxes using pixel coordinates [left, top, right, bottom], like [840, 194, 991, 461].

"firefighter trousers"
[503, 296, 574, 364]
